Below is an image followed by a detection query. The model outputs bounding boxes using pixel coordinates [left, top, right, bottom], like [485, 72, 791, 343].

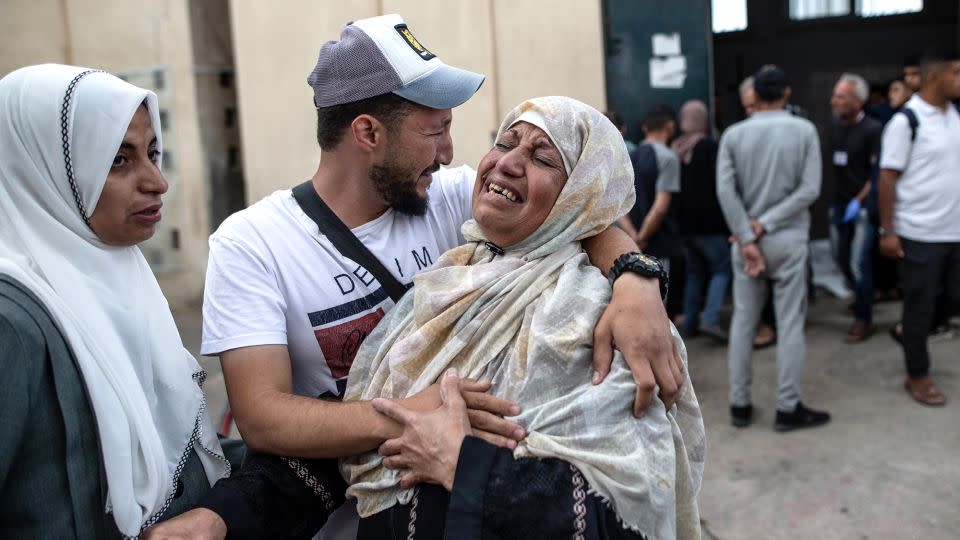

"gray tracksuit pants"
[728, 230, 808, 411]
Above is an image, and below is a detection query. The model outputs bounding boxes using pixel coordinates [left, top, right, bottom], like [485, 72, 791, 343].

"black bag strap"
[900, 107, 919, 142]
[291, 181, 408, 302]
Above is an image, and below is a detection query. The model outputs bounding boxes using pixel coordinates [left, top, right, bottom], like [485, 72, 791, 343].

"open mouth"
[487, 182, 523, 203]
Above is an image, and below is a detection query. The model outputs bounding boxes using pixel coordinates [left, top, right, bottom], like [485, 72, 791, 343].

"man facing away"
[145, 13, 682, 539]
[716, 65, 830, 432]
[828, 73, 883, 343]
[878, 48, 960, 407]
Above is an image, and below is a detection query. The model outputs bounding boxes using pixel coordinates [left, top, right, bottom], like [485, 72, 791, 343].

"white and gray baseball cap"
[308, 14, 485, 110]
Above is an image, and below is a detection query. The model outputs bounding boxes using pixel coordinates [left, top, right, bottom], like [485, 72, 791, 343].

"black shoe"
[731, 404, 753, 428]
[774, 402, 830, 432]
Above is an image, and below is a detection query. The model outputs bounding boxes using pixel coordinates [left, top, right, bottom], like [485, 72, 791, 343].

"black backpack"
[627, 143, 677, 257]
[628, 143, 659, 229]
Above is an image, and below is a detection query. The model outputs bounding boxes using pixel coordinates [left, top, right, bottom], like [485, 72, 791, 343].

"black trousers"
[899, 238, 960, 377]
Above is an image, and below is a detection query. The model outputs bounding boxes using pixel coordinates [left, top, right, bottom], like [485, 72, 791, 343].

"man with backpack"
[619, 105, 680, 270]
[878, 49, 960, 407]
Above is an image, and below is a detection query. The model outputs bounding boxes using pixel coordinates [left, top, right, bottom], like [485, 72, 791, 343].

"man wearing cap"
[144, 14, 680, 539]
[717, 65, 830, 432]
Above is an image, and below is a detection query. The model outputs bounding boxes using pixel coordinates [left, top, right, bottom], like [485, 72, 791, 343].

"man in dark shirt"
[673, 103, 731, 342]
[619, 106, 680, 267]
[828, 73, 883, 342]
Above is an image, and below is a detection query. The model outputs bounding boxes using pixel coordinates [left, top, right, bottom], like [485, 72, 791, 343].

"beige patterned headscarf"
[342, 96, 705, 539]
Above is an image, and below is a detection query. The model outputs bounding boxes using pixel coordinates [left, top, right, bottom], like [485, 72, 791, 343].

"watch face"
[637, 254, 656, 266]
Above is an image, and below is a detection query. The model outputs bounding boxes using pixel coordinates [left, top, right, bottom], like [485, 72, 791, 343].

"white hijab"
[0, 64, 228, 536]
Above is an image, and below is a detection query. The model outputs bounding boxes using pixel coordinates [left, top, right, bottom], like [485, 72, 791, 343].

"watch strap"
[608, 252, 669, 301]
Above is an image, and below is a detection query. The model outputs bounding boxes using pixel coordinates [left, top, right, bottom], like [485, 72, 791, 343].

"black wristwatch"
[608, 252, 669, 301]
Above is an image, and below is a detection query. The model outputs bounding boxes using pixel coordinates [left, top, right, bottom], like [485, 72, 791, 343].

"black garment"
[828, 115, 882, 207]
[675, 138, 728, 237]
[628, 143, 677, 258]
[357, 437, 647, 540]
[866, 102, 895, 126]
[200, 452, 346, 540]
[628, 143, 658, 230]
[898, 239, 960, 377]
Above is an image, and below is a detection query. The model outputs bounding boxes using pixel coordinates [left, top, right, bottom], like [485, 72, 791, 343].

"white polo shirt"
[880, 94, 960, 242]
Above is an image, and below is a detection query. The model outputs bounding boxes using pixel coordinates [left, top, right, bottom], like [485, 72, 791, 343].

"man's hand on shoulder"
[140, 508, 226, 540]
[592, 272, 683, 416]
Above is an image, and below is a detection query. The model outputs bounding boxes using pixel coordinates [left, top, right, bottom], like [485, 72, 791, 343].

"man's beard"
[369, 155, 431, 216]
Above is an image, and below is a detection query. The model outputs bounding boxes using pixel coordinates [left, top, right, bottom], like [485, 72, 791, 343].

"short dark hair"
[903, 53, 921, 69]
[315, 92, 416, 150]
[753, 65, 789, 102]
[604, 110, 626, 131]
[641, 105, 675, 133]
[919, 48, 960, 83]
[920, 48, 960, 68]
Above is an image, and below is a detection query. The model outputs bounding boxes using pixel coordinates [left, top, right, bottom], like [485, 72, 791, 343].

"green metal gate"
[603, 0, 714, 141]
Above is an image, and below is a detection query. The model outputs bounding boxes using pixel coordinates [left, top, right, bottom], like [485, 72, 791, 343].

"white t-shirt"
[201, 165, 475, 398]
[879, 95, 960, 242]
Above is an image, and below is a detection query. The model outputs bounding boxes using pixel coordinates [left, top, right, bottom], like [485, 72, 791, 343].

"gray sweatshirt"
[716, 110, 822, 244]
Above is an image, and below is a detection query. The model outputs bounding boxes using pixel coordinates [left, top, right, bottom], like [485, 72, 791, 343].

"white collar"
[908, 94, 950, 116]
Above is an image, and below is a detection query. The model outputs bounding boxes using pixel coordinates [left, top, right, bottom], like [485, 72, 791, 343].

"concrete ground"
[173, 293, 960, 540]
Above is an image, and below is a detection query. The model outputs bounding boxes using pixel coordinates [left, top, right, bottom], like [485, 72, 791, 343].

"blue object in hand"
[842, 199, 861, 223]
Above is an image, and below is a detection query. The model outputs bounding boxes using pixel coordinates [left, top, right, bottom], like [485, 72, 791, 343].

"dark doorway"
[712, 0, 959, 238]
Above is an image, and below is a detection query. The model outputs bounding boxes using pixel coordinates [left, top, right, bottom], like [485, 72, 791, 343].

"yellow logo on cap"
[395, 24, 435, 60]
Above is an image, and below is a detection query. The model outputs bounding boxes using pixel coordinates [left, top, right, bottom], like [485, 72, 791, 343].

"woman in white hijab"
[343, 97, 705, 540]
[0, 64, 228, 537]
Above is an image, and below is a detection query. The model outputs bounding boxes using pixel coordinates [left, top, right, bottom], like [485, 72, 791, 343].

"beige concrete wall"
[1, 0, 210, 307]
[229, 0, 607, 202]
[0, 0, 70, 74]
[3, 0, 608, 306]
[491, 0, 607, 116]
[228, 0, 380, 203]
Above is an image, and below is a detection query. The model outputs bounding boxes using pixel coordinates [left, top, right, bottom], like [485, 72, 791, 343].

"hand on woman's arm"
[581, 225, 684, 414]
[374, 368, 474, 490]
[222, 346, 522, 458]
[376, 376, 599, 538]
